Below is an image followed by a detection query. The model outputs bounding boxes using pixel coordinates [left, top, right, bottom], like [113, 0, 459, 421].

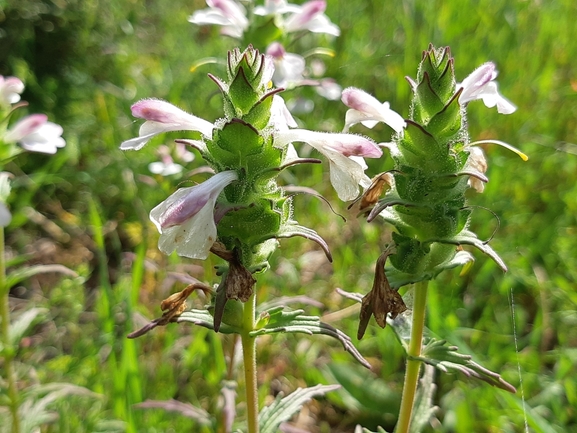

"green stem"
[241, 292, 259, 433]
[396, 280, 428, 433]
[0, 227, 21, 433]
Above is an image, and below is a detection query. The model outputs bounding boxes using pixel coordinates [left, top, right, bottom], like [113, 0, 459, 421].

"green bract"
[369, 46, 507, 288]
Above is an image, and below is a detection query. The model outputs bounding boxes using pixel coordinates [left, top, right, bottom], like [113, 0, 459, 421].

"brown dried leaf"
[358, 249, 407, 339]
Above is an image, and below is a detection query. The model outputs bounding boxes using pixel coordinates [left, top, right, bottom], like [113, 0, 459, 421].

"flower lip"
[153, 170, 238, 230]
[121, 99, 214, 151]
[0, 76, 25, 106]
[4, 114, 66, 154]
[149, 170, 238, 260]
[458, 62, 517, 114]
[342, 87, 406, 133]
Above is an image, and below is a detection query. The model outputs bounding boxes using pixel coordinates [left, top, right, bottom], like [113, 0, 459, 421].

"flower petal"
[458, 62, 516, 114]
[5, 115, 66, 154]
[0, 76, 25, 106]
[275, 129, 379, 201]
[342, 87, 405, 133]
[150, 170, 238, 259]
[121, 99, 214, 150]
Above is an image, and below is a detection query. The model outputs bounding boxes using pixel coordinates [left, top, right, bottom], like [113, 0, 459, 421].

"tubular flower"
[0, 76, 24, 107]
[458, 62, 517, 114]
[342, 87, 405, 133]
[188, 0, 249, 39]
[4, 114, 66, 154]
[274, 0, 340, 36]
[275, 129, 381, 201]
[120, 99, 214, 151]
[150, 170, 239, 259]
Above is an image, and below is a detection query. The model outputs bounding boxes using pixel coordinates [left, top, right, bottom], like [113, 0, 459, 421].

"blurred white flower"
[315, 78, 341, 100]
[266, 42, 306, 88]
[120, 99, 214, 151]
[257, 0, 340, 36]
[0, 75, 25, 106]
[188, 0, 249, 39]
[458, 62, 516, 114]
[342, 87, 405, 133]
[150, 170, 238, 259]
[4, 114, 66, 154]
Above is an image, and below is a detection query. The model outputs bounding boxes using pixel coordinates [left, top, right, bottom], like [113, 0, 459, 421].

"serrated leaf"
[409, 338, 516, 393]
[259, 384, 340, 433]
[8, 307, 47, 346]
[250, 308, 370, 368]
[5, 264, 78, 288]
[410, 365, 439, 433]
[176, 309, 242, 334]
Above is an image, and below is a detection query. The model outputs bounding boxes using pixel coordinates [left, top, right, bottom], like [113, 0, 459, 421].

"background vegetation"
[1, 0, 575, 431]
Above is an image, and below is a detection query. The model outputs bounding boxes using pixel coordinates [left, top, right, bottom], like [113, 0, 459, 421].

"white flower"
[458, 62, 516, 114]
[466, 146, 488, 193]
[150, 170, 238, 259]
[120, 99, 214, 151]
[188, 0, 249, 39]
[255, 0, 340, 36]
[0, 76, 25, 106]
[341, 87, 405, 133]
[4, 114, 66, 154]
[275, 129, 381, 201]
[266, 42, 306, 88]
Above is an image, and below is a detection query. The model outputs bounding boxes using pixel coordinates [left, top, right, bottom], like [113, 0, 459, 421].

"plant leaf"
[410, 365, 439, 433]
[8, 307, 47, 346]
[259, 384, 340, 433]
[134, 399, 213, 426]
[16, 383, 99, 433]
[5, 264, 78, 288]
[250, 307, 370, 368]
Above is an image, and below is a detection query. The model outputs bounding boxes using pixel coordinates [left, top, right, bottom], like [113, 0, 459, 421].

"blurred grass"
[1, 0, 576, 431]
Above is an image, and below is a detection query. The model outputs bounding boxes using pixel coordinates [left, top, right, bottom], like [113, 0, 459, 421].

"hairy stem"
[396, 280, 428, 433]
[241, 292, 258, 433]
[0, 227, 21, 433]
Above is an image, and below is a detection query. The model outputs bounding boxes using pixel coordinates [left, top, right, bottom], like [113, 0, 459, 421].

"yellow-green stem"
[241, 292, 258, 433]
[395, 280, 428, 433]
[0, 227, 21, 433]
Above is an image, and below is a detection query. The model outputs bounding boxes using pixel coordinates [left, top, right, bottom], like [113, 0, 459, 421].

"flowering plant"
[122, 46, 375, 432]
[341, 45, 527, 433]
[0, 75, 73, 433]
[189, 0, 343, 102]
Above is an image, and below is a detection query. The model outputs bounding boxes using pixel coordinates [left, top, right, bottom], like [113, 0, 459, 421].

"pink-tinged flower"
[150, 170, 238, 259]
[342, 87, 406, 133]
[188, 0, 249, 39]
[120, 99, 214, 151]
[4, 114, 66, 154]
[282, 0, 340, 36]
[148, 146, 184, 176]
[266, 42, 306, 88]
[0, 76, 25, 106]
[275, 129, 381, 201]
[458, 62, 516, 114]
[315, 78, 342, 100]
